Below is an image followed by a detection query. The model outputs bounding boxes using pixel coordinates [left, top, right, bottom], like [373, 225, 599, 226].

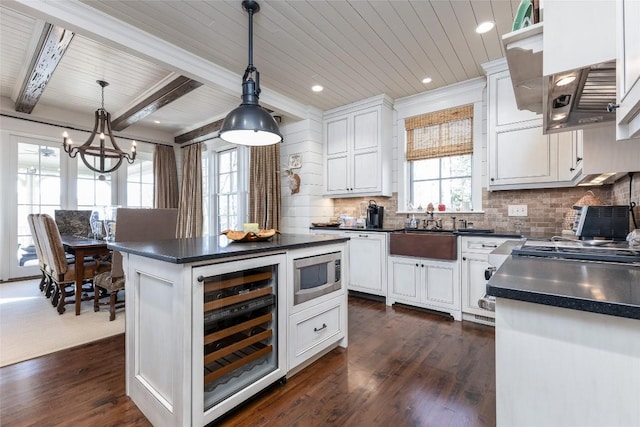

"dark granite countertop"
[109, 233, 349, 264]
[487, 255, 640, 320]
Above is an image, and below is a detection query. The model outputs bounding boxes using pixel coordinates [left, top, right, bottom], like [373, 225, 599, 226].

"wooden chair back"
[40, 214, 70, 278]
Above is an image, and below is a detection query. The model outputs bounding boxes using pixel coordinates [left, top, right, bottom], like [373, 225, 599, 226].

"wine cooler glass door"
[193, 254, 286, 425]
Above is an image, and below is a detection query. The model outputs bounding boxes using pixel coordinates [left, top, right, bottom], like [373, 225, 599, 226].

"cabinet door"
[346, 232, 386, 296]
[494, 73, 539, 128]
[326, 156, 349, 193]
[616, 0, 640, 140]
[490, 126, 557, 186]
[352, 108, 379, 152]
[557, 130, 583, 182]
[461, 253, 492, 316]
[388, 257, 420, 303]
[352, 151, 379, 192]
[326, 116, 349, 157]
[423, 263, 455, 308]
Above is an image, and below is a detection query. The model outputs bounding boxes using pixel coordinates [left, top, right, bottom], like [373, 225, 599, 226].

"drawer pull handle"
[358, 234, 369, 238]
[314, 323, 327, 332]
[481, 244, 498, 248]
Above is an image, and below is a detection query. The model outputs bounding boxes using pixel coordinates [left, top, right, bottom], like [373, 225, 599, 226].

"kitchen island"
[487, 251, 640, 427]
[110, 233, 349, 427]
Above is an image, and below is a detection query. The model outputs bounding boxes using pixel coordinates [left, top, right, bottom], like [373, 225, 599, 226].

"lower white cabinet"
[343, 231, 387, 297]
[387, 256, 461, 320]
[460, 236, 508, 325]
[287, 294, 346, 372]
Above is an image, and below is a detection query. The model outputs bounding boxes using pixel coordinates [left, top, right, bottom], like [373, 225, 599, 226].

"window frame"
[202, 140, 250, 237]
[395, 79, 485, 214]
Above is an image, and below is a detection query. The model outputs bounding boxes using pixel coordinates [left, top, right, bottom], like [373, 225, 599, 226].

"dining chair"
[93, 208, 178, 321]
[54, 210, 92, 237]
[27, 214, 51, 296]
[39, 213, 108, 314]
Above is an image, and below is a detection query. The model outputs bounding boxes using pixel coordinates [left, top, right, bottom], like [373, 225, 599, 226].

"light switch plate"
[508, 204, 528, 217]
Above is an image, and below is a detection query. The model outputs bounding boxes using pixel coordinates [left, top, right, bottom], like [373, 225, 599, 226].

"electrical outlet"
[508, 204, 528, 217]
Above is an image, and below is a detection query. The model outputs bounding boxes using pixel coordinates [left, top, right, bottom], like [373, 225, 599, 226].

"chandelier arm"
[103, 111, 124, 152]
[78, 110, 102, 149]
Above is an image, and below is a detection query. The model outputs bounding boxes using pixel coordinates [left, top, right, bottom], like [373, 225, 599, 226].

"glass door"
[192, 254, 286, 425]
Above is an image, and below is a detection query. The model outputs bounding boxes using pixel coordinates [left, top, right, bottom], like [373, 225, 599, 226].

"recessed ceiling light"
[475, 21, 495, 34]
[311, 85, 323, 92]
[556, 75, 576, 87]
[153, 120, 161, 124]
[422, 77, 432, 84]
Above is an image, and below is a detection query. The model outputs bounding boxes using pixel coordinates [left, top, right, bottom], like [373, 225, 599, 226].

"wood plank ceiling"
[0, 1, 519, 144]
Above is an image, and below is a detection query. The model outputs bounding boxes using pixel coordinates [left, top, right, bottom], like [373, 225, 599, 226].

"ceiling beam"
[174, 118, 225, 145]
[111, 76, 203, 131]
[15, 23, 74, 114]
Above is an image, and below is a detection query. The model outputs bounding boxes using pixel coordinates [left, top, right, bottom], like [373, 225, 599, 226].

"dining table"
[60, 235, 110, 315]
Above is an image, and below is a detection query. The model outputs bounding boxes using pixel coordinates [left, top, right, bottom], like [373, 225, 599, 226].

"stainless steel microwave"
[293, 251, 342, 305]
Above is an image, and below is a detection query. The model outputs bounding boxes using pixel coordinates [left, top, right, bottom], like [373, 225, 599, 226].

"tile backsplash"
[332, 185, 630, 236]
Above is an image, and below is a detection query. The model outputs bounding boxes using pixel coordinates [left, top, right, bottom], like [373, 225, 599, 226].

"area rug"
[0, 279, 124, 367]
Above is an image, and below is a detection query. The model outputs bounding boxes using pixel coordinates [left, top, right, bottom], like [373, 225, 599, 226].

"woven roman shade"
[405, 104, 473, 161]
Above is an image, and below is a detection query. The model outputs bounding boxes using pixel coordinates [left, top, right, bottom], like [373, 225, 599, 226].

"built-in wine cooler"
[193, 254, 286, 423]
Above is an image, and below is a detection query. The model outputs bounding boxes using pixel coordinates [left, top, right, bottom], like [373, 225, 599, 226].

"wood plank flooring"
[0, 296, 496, 426]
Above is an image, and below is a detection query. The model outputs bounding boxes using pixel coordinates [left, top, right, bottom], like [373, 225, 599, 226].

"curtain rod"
[0, 113, 173, 147]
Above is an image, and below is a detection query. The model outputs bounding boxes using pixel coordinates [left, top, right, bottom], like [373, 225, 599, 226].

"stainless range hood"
[544, 60, 617, 135]
[502, 17, 617, 135]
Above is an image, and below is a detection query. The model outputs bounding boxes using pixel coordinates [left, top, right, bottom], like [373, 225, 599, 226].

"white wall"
[279, 112, 334, 234]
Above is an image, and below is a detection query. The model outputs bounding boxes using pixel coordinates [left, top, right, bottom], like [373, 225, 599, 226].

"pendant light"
[219, 0, 282, 146]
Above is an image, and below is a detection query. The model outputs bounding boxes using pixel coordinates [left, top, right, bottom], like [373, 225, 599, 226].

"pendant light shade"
[219, 0, 282, 146]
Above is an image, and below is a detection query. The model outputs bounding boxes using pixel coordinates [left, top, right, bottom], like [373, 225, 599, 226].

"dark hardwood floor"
[0, 296, 496, 426]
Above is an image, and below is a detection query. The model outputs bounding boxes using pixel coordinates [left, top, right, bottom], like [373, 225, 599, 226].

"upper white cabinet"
[542, 1, 616, 77]
[616, 0, 640, 140]
[486, 66, 583, 190]
[323, 95, 393, 197]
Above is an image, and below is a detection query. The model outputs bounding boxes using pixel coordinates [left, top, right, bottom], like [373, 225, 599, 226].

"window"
[217, 148, 238, 233]
[126, 153, 154, 208]
[76, 157, 112, 210]
[405, 105, 474, 212]
[202, 142, 249, 237]
[16, 141, 61, 266]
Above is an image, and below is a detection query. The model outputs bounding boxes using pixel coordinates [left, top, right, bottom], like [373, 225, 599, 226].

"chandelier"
[219, 0, 282, 146]
[63, 80, 136, 174]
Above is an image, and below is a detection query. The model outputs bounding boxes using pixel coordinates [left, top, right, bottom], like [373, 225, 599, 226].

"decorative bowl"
[220, 229, 279, 242]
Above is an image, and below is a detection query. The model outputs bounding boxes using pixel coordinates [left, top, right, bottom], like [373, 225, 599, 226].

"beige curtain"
[249, 144, 281, 230]
[405, 104, 473, 161]
[177, 143, 203, 238]
[153, 145, 179, 208]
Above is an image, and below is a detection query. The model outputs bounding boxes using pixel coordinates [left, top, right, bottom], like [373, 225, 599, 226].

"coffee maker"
[366, 200, 384, 228]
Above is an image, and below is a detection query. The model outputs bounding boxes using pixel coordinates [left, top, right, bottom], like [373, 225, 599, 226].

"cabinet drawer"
[288, 296, 345, 370]
[462, 238, 507, 253]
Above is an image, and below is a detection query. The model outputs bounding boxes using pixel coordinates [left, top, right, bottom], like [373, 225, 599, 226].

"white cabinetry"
[459, 236, 508, 325]
[344, 231, 387, 297]
[323, 95, 393, 197]
[286, 243, 348, 374]
[616, 0, 640, 140]
[487, 67, 583, 190]
[387, 256, 460, 320]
